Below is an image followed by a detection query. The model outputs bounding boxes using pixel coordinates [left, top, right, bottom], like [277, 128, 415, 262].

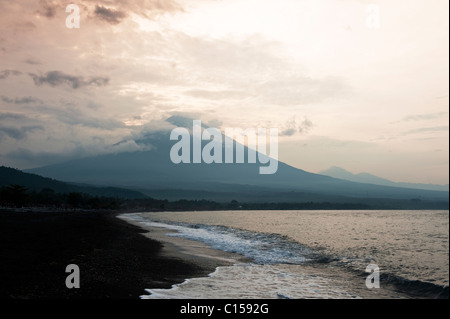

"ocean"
[121, 210, 449, 299]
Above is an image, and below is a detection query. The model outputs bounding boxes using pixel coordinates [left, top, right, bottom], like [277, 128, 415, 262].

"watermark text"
[170, 120, 279, 175]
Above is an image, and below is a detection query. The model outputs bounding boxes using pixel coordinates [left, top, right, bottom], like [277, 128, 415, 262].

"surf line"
[169, 120, 279, 175]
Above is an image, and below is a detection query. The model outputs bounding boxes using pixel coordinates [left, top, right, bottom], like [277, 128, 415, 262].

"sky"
[0, 0, 448, 185]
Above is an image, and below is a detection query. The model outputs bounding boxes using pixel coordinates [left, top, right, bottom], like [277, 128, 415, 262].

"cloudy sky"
[0, 0, 448, 184]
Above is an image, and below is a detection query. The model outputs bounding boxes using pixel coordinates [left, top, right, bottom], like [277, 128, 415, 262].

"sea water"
[122, 210, 449, 299]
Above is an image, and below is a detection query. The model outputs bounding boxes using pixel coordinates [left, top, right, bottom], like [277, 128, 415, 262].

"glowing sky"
[0, 0, 448, 184]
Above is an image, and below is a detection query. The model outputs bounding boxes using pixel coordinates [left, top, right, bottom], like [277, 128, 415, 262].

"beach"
[122, 210, 449, 299]
[2, 209, 448, 300]
[0, 210, 231, 299]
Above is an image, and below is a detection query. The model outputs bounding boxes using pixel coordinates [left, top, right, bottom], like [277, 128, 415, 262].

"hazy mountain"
[320, 166, 449, 192]
[0, 166, 147, 199]
[26, 117, 449, 203]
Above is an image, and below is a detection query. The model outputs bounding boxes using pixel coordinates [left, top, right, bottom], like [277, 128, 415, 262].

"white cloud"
[0, 0, 447, 184]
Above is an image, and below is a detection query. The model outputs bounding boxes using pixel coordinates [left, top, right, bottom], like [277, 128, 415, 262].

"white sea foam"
[121, 211, 449, 299]
[123, 214, 360, 299]
[140, 263, 361, 299]
[133, 218, 311, 265]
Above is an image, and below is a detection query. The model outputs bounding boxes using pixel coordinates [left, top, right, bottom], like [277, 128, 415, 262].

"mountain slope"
[26, 117, 449, 202]
[320, 166, 449, 192]
[0, 166, 147, 199]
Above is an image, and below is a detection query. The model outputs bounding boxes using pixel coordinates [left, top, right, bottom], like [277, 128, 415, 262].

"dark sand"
[0, 210, 228, 299]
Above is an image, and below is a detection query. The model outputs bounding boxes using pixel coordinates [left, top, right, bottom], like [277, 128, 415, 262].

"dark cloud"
[280, 128, 297, 136]
[36, 0, 66, 19]
[94, 5, 127, 25]
[85, 76, 110, 87]
[28, 71, 109, 89]
[0, 113, 29, 121]
[86, 0, 183, 25]
[280, 117, 297, 136]
[86, 101, 103, 109]
[166, 114, 201, 128]
[88, 0, 183, 17]
[280, 117, 314, 136]
[0, 70, 22, 80]
[0, 125, 44, 141]
[298, 117, 314, 134]
[23, 58, 41, 65]
[1, 96, 43, 104]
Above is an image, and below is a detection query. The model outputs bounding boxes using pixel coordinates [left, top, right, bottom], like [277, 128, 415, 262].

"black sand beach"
[0, 210, 224, 299]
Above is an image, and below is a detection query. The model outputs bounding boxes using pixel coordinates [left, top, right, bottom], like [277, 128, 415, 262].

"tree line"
[0, 183, 374, 211]
[2, 183, 445, 211]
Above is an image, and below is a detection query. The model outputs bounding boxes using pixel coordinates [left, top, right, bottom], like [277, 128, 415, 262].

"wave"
[379, 274, 448, 299]
[140, 263, 362, 299]
[126, 214, 448, 299]
[141, 220, 313, 265]
[306, 252, 450, 299]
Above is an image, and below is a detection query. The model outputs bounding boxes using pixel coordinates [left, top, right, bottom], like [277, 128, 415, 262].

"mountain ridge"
[0, 166, 147, 199]
[320, 166, 449, 192]
[25, 117, 449, 203]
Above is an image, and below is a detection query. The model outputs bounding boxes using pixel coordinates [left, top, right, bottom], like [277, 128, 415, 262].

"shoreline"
[117, 213, 252, 298]
[2, 209, 447, 299]
[0, 210, 236, 299]
[120, 212, 449, 299]
[118, 214, 250, 268]
[118, 214, 406, 299]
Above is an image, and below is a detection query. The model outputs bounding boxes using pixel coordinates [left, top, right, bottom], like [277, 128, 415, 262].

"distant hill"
[0, 166, 147, 199]
[320, 166, 449, 192]
[26, 116, 449, 203]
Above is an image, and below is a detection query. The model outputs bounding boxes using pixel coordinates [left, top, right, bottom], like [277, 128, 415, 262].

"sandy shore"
[118, 214, 249, 269]
[0, 210, 240, 299]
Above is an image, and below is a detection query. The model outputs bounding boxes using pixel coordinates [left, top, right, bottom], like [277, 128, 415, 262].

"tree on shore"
[0, 184, 29, 207]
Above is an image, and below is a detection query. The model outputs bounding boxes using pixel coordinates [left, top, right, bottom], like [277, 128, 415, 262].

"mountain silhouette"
[26, 116, 449, 203]
[0, 166, 147, 199]
[320, 166, 449, 192]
